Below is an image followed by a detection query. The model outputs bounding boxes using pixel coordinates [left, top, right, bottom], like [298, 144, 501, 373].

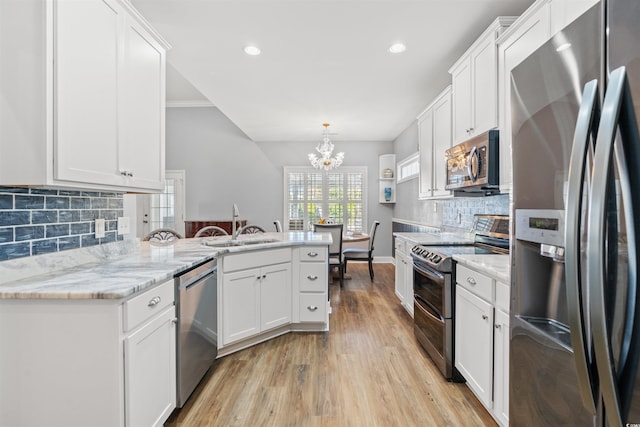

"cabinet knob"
[466, 277, 477, 285]
[171, 318, 178, 325]
[120, 170, 128, 176]
[308, 252, 318, 257]
[482, 314, 488, 320]
[262, 274, 267, 279]
[147, 296, 161, 307]
[307, 306, 318, 311]
[495, 324, 502, 329]
[307, 275, 318, 280]
[127, 171, 133, 177]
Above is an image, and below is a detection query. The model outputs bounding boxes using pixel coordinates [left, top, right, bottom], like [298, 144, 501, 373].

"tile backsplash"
[441, 194, 510, 230]
[0, 187, 124, 261]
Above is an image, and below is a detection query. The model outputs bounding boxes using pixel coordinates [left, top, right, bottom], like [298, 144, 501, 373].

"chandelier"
[308, 123, 345, 170]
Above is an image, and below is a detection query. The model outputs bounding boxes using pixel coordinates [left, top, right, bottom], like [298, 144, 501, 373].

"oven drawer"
[456, 264, 492, 302]
[414, 296, 453, 378]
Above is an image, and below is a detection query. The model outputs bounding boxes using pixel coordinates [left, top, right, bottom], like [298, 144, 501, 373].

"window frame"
[283, 166, 367, 233]
[396, 152, 420, 183]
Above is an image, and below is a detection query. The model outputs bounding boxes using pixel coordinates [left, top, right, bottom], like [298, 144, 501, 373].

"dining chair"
[273, 220, 283, 232]
[194, 225, 229, 237]
[313, 223, 344, 287]
[143, 228, 184, 242]
[239, 225, 266, 234]
[343, 220, 380, 281]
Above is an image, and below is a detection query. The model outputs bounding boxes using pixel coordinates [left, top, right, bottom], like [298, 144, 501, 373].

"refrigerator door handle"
[589, 65, 640, 426]
[565, 79, 600, 414]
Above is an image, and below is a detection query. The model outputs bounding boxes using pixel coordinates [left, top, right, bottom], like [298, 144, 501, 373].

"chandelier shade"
[308, 123, 344, 170]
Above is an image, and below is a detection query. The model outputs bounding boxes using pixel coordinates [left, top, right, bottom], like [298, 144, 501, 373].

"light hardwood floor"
[165, 263, 496, 426]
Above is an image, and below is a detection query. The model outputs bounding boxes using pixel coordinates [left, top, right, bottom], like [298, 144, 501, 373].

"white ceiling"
[131, 0, 535, 142]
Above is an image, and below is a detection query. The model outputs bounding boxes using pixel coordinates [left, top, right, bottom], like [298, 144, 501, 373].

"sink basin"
[203, 238, 279, 247]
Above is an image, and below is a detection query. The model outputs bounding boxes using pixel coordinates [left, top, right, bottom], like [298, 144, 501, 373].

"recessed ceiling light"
[388, 43, 407, 54]
[244, 45, 261, 56]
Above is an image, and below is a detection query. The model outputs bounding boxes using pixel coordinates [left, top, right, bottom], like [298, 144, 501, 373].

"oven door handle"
[415, 295, 445, 322]
[412, 261, 445, 284]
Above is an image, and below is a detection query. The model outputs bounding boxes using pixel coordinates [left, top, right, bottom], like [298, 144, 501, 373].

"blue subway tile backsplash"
[441, 194, 510, 230]
[0, 187, 124, 261]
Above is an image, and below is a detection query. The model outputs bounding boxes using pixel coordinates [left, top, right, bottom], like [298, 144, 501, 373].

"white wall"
[165, 106, 395, 257]
[392, 121, 443, 226]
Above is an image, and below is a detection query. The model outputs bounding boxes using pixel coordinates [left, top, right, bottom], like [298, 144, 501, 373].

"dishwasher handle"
[184, 269, 216, 290]
[176, 259, 217, 289]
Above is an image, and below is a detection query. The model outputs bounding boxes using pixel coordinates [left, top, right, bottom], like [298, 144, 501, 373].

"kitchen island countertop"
[0, 232, 331, 300]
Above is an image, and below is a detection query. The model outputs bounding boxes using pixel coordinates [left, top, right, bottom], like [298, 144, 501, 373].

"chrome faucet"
[232, 203, 240, 239]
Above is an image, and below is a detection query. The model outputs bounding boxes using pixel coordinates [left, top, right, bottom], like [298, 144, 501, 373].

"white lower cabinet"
[297, 246, 329, 323]
[0, 279, 177, 427]
[124, 305, 176, 427]
[455, 285, 494, 408]
[455, 263, 510, 426]
[221, 249, 292, 346]
[394, 237, 414, 317]
[493, 307, 510, 427]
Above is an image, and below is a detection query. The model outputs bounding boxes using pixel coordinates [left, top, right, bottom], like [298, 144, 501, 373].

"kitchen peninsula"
[0, 232, 331, 427]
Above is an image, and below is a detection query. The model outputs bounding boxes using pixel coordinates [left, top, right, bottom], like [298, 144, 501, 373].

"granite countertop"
[452, 254, 510, 283]
[393, 231, 474, 246]
[0, 232, 331, 300]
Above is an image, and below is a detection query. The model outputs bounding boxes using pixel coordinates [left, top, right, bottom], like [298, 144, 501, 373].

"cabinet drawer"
[456, 264, 493, 302]
[123, 279, 175, 332]
[495, 280, 510, 312]
[224, 248, 292, 272]
[298, 246, 327, 262]
[299, 294, 327, 322]
[394, 238, 405, 253]
[299, 263, 327, 292]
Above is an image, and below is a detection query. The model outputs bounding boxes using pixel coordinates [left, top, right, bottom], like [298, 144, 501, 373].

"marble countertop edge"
[452, 254, 510, 283]
[0, 232, 332, 300]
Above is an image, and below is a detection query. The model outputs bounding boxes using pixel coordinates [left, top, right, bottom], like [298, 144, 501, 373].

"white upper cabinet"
[449, 17, 516, 145]
[495, 0, 597, 192]
[0, 0, 169, 192]
[497, 0, 552, 193]
[418, 86, 452, 199]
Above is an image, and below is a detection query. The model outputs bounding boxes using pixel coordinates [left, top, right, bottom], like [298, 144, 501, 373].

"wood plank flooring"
[165, 263, 496, 426]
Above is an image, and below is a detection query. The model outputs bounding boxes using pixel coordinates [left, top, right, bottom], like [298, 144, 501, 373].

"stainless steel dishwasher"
[175, 258, 218, 408]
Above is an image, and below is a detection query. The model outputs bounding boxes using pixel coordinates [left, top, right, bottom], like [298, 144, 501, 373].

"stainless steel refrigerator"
[510, 1, 640, 425]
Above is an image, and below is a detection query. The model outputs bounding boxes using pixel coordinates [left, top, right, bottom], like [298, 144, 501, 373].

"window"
[397, 152, 419, 183]
[137, 170, 186, 237]
[284, 166, 367, 232]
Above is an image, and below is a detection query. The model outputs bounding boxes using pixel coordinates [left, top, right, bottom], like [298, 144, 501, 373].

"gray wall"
[392, 120, 509, 230]
[166, 106, 395, 257]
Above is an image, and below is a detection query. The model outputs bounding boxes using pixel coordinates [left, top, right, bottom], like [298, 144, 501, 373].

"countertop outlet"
[95, 219, 106, 239]
[117, 217, 130, 235]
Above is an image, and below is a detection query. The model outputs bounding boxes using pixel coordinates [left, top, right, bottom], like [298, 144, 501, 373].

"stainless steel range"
[410, 214, 509, 381]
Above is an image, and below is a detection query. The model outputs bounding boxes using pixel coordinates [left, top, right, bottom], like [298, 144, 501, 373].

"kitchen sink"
[203, 238, 279, 247]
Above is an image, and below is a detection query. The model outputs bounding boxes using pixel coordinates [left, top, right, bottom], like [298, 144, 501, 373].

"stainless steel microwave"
[444, 130, 499, 195]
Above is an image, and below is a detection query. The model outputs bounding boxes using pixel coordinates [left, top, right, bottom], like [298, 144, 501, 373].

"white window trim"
[283, 166, 367, 232]
[397, 152, 419, 184]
